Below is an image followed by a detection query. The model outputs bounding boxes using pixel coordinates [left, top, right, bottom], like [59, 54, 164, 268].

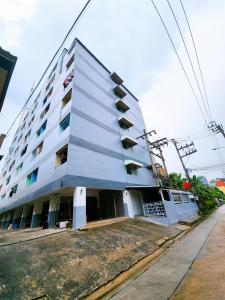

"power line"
[149, 0, 208, 123]
[166, 0, 211, 121]
[179, 0, 212, 121]
[4, 0, 92, 137]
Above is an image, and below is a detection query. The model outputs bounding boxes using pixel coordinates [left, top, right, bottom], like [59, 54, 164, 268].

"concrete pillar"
[122, 190, 134, 218]
[1, 214, 7, 229]
[73, 187, 86, 230]
[48, 195, 60, 228]
[5, 211, 14, 229]
[20, 205, 33, 229]
[12, 207, 23, 230]
[31, 201, 43, 228]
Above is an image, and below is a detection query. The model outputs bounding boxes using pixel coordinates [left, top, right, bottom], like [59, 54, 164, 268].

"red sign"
[182, 182, 191, 190]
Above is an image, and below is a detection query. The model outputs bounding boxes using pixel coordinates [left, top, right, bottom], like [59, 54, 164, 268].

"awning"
[118, 116, 133, 129]
[124, 160, 143, 169]
[113, 85, 127, 98]
[111, 72, 123, 85]
[115, 99, 130, 112]
[121, 136, 138, 148]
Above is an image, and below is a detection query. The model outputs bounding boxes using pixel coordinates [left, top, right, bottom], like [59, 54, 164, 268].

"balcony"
[115, 99, 130, 113]
[111, 72, 123, 85]
[113, 85, 127, 99]
[118, 116, 133, 129]
[121, 136, 138, 149]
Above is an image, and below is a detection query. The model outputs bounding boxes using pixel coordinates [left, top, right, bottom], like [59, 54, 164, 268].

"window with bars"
[61, 89, 72, 109]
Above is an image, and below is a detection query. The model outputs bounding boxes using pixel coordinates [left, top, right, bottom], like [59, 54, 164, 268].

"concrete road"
[111, 206, 225, 300]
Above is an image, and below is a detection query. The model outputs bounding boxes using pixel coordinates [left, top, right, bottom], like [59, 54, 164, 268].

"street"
[111, 206, 225, 300]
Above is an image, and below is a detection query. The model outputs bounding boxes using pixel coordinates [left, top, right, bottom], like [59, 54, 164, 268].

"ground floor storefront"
[0, 186, 199, 230]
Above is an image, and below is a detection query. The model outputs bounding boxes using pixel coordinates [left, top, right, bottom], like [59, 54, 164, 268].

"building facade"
[0, 39, 198, 230]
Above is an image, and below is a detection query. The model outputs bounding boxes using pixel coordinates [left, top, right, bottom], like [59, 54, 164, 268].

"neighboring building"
[0, 39, 198, 230]
[198, 176, 209, 185]
[0, 47, 17, 112]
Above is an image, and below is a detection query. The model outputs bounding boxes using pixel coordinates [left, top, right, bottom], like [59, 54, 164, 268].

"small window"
[182, 194, 190, 203]
[31, 102, 38, 115]
[24, 129, 31, 143]
[18, 134, 23, 142]
[32, 141, 43, 159]
[14, 146, 19, 154]
[9, 160, 15, 172]
[56, 145, 68, 167]
[21, 122, 26, 131]
[172, 193, 182, 204]
[21, 145, 28, 157]
[66, 54, 75, 70]
[0, 184, 2, 192]
[16, 163, 23, 174]
[40, 103, 50, 119]
[9, 184, 18, 197]
[61, 89, 72, 109]
[36, 120, 47, 137]
[63, 71, 74, 89]
[3, 171, 6, 177]
[28, 115, 35, 127]
[1, 194, 6, 200]
[60, 114, 70, 131]
[46, 74, 55, 91]
[126, 165, 137, 175]
[26, 168, 38, 186]
[43, 88, 53, 106]
[6, 176, 11, 185]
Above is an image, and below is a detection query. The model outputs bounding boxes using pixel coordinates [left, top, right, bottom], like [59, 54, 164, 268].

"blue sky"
[1, 0, 225, 180]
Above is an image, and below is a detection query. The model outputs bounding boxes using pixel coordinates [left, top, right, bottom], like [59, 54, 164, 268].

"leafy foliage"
[169, 173, 225, 214]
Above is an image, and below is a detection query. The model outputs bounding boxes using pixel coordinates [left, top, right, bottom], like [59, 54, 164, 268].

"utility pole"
[137, 130, 169, 185]
[171, 139, 197, 185]
[208, 121, 225, 138]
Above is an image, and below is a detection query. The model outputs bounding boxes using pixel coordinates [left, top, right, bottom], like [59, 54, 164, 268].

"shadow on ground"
[0, 219, 181, 300]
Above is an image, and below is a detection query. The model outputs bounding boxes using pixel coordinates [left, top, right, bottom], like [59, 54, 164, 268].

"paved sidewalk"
[111, 206, 225, 300]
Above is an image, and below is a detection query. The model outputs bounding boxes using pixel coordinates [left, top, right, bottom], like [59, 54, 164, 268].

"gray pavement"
[111, 206, 225, 300]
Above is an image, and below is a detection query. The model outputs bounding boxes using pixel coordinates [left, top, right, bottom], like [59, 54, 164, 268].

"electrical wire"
[4, 0, 92, 137]
[166, 0, 211, 121]
[179, 0, 212, 121]
[149, 0, 208, 123]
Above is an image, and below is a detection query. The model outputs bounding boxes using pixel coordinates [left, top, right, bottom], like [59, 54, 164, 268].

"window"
[40, 103, 50, 119]
[126, 165, 137, 175]
[14, 146, 19, 155]
[24, 130, 31, 143]
[182, 194, 190, 203]
[1, 194, 6, 200]
[43, 87, 53, 106]
[21, 122, 26, 131]
[46, 74, 55, 91]
[2, 171, 6, 177]
[23, 112, 29, 122]
[56, 145, 68, 167]
[28, 115, 35, 127]
[0, 185, 2, 192]
[63, 71, 73, 89]
[9, 185, 18, 197]
[172, 193, 182, 204]
[36, 120, 47, 137]
[60, 114, 70, 131]
[26, 168, 39, 186]
[66, 54, 75, 70]
[18, 134, 23, 142]
[16, 163, 23, 174]
[21, 145, 28, 157]
[32, 141, 43, 159]
[9, 161, 15, 172]
[6, 176, 11, 185]
[61, 89, 72, 109]
[48, 63, 57, 80]
[31, 102, 38, 115]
